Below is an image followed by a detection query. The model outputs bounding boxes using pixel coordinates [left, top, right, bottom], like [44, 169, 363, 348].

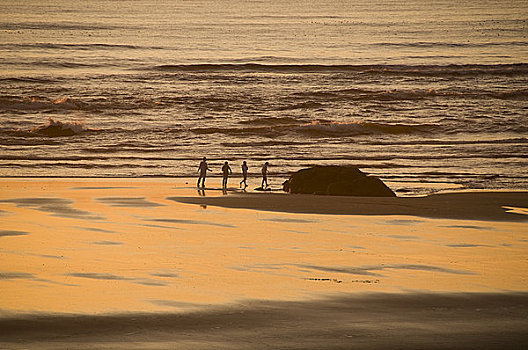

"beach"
[1, 178, 527, 349]
[1, 0, 527, 347]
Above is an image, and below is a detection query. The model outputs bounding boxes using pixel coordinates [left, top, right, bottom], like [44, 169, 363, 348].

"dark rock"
[283, 165, 396, 197]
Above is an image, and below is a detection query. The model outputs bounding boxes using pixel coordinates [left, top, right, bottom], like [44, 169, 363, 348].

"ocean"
[1, 0, 527, 195]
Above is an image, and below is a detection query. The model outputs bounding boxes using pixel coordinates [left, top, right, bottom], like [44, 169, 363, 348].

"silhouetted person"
[240, 161, 248, 189]
[197, 157, 210, 188]
[222, 161, 232, 189]
[261, 161, 269, 189]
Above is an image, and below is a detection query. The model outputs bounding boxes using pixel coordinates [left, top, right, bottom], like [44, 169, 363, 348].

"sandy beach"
[2, 0, 527, 347]
[1, 178, 527, 349]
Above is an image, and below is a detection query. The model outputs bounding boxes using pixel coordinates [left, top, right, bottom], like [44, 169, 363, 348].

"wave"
[2, 153, 525, 165]
[238, 116, 306, 126]
[0, 22, 133, 31]
[295, 121, 428, 136]
[0, 77, 60, 84]
[220, 140, 309, 147]
[494, 88, 528, 100]
[292, 87, 528, 102]
[0, 118, 91, 138]
[371, 41, 528, 48]
[3, 88, 524, 115]
[153, 63, 528, 76]
[0, 42, 164, 51]
[1, 59, 107, 69]
[365, 138, 528, 146]
[30, 118, 93, 137]
[0, 96, 88, 111]
[278, 101, 325, 110]
[0, 96, 163, 112]
[190, 121, 428, 138]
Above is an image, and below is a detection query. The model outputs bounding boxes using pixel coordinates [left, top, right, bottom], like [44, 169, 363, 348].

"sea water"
[1, 0, 527, 194]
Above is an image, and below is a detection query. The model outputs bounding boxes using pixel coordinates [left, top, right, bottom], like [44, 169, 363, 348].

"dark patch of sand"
[0, 293, 526, 349]
[65, 272, 168, 287]
[70, 186, 138, 190]
[75, 226, 117, 234]
[91, 241, 123, 245]
[0, 198, 104, 220]
[96, 197, 165, 208]
[0, 271, 75, 287]
[147, 218, 236, 228]
[168, 191, 528, 222]
[446, 243, 491, 248]
[0, 230, 28, 237]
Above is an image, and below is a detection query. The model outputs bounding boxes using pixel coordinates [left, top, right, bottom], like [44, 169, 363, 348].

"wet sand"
[1, 178, 527, 349]
[2, 293, 527, 349]
[170, 191, 528, 222]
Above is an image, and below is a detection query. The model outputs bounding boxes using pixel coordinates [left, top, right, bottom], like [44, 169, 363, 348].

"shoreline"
[0, 175, 524, 195]
[2, 177, 527, 221]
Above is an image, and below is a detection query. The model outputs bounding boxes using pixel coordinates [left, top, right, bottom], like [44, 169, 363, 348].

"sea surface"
[1, 0, 527, 194]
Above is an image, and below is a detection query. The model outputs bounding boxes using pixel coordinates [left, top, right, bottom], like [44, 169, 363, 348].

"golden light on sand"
[1, 179, 526, 315]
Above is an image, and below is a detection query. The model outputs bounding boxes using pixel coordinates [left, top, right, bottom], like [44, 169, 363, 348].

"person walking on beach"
[261, 161, 269, 189]
[222, 161, 232, 189]
[240, 161, 248, 189]
[197, 157, 210, 188]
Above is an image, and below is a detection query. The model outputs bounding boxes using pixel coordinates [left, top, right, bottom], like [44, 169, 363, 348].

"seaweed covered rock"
[282, 166, 396, 197]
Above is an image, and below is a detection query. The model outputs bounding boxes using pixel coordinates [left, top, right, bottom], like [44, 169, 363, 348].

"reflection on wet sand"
[0, 230, 28, 237]
[0, 197, 104, 220]
[96, 197, 165, 208]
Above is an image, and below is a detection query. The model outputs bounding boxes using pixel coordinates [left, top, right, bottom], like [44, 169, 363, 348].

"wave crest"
[296, 121, 425, 136]
[0, 95, 162, 112]
[190, 121, 426, 138]
[152, 63, 528, 76]
[31, 118, 91, 137]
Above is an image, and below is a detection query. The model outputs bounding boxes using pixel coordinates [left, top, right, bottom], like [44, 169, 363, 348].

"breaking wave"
[0, 119, 92, 139]
[30, 118, 93, 137]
